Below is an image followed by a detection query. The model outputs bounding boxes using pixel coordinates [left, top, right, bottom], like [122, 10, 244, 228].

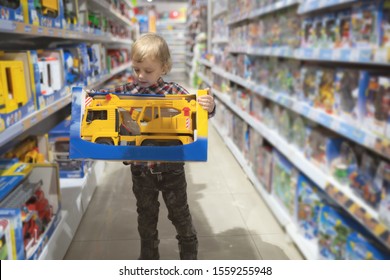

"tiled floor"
[64, 125, 304, 260]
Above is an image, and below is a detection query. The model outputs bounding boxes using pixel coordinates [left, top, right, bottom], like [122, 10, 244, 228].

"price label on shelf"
[0, 20, 16, 31]
[317, 112, 333, 127]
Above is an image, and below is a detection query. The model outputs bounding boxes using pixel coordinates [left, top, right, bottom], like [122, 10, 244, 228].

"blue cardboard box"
[49, 119, 88, 178]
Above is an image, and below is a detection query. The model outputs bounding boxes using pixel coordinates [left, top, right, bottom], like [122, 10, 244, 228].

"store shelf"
[197, 71, 212, 86]
[212, 37, 229, 44]
[198, 58, 214, 68]
[0, 19, 132, 45]
[228, 45, 390, 67]
[249, 0, 300, 20]
[86, 62, 132, 89]
[298, 0, 358, 14]
[212, 8, 228, 19]
[0, 94, 71, 154]
[212, 118, 318, 260]
[88, 0, 134, 28]
[39, 211, 72, 260]
[211, 65, 390, 161]
[213, 89, 390, 251]
[229, 0, 300, 25]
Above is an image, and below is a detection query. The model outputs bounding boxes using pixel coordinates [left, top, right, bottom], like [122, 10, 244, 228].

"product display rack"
[0, 0, 135, 260]
[185, 0, 208, 87]
[157, 18, 187, 83]
[200, 0, 390, 259]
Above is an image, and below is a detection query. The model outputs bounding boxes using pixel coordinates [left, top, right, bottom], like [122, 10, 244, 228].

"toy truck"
[80, 91, 207, 147]
[0, 60, 29, 114]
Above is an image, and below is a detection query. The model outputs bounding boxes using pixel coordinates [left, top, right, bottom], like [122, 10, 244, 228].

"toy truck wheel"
[95, 138, 114, 145]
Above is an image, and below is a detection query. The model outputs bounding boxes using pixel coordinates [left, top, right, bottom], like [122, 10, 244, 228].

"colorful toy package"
[70, 87, 209, 161]
[296, 173, 326, 241]
[346, 232, 390, 259]
[272, 151, 298, 216]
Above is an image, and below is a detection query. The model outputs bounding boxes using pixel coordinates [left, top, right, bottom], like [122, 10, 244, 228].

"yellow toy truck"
[81, 91, 207, 147]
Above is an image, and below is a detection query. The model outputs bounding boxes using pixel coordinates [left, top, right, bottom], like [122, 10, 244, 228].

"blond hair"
[131, 33, 172, 74]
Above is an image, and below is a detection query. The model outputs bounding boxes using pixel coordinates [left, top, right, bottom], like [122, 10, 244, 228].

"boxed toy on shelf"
[334, 68, 361, 124]
[272, 151, 298, 216]
[0, 1, 24, 22]
[70, 87, 209, 161]
[319, 205, 389, 259]
[49, 118, 89, 178]
[349, 151, 383, 209]
[36, 48, 68, 110]
[0, 51, 36, 132]
[378, 161, 390, 229]
[296, 173, 328, 243]
[23, 0, 64, 29]
[60, 43, 90, 86]
[304, 127, 344, 175]
[0, 160, 61, 259]
[351, 0, 380, 49]
[316, 68, 336, 114]
[62, 0, 79, 31]
[256, 144, 273, 193]
[359, 71, 390, 138]
[346, 231, 390, 259]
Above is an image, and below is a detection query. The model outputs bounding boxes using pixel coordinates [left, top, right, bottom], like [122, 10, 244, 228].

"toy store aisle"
[63, 125, 304, 260]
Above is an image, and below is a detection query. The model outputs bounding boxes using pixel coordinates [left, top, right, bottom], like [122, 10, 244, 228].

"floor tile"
[187, 193, 249, 237]
[198, 235, 262, 260]
[64, 239, 139, 260]
[232, 193, 284, 235]
[251, 234, 304, 260]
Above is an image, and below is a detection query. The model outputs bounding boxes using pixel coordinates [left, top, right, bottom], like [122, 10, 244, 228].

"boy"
[89, 33, 215, 260]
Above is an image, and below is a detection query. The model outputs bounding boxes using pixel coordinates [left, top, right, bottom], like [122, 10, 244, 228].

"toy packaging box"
[36, 48, 69, 110]
[272, 151, 298, 216]
[331, 141, 361, 185]
[351, 0, 380, 49]
[58, 43, 90, 86]
[318, 203, 388, 260]
[358, 71, 390, 138]
[0, 51, 36, 132]
[346, 231, 390, 259]
[49, 118, 89, 178]
[0, 162, 61, 259]
[335, 9, 353, 49]
[295, 173, 327, 242]
[23, 0, 64, 29]
[62, 0, 79, 31]
[334, 68, 361, 124]
[315, 68, 336, 114]
[0, 1, 24, 22]
[379, 162, 390, 229]
[318, 205, 354, 260]
[69, 87, 209, 162]
[349, 152, 383, 209]
[256, 144, 273, 193]
[0, 209, 25, 260]
[304, 127, 344, 175]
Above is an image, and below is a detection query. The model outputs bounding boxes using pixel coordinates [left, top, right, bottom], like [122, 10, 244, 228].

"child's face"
[132, 56, 165, 88]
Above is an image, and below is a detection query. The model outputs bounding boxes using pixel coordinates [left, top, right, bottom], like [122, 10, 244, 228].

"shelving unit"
[0, 0, 135, 260]
[157, 19, 187, 83]
[200, 0, 390, 259]
[185, 0, 208, 87]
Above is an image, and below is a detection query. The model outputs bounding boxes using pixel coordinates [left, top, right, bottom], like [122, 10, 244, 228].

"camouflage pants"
[131, 164, 198, 245]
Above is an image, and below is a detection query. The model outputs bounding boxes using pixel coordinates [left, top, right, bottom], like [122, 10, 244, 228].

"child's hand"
[197, 88, 215, 113]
